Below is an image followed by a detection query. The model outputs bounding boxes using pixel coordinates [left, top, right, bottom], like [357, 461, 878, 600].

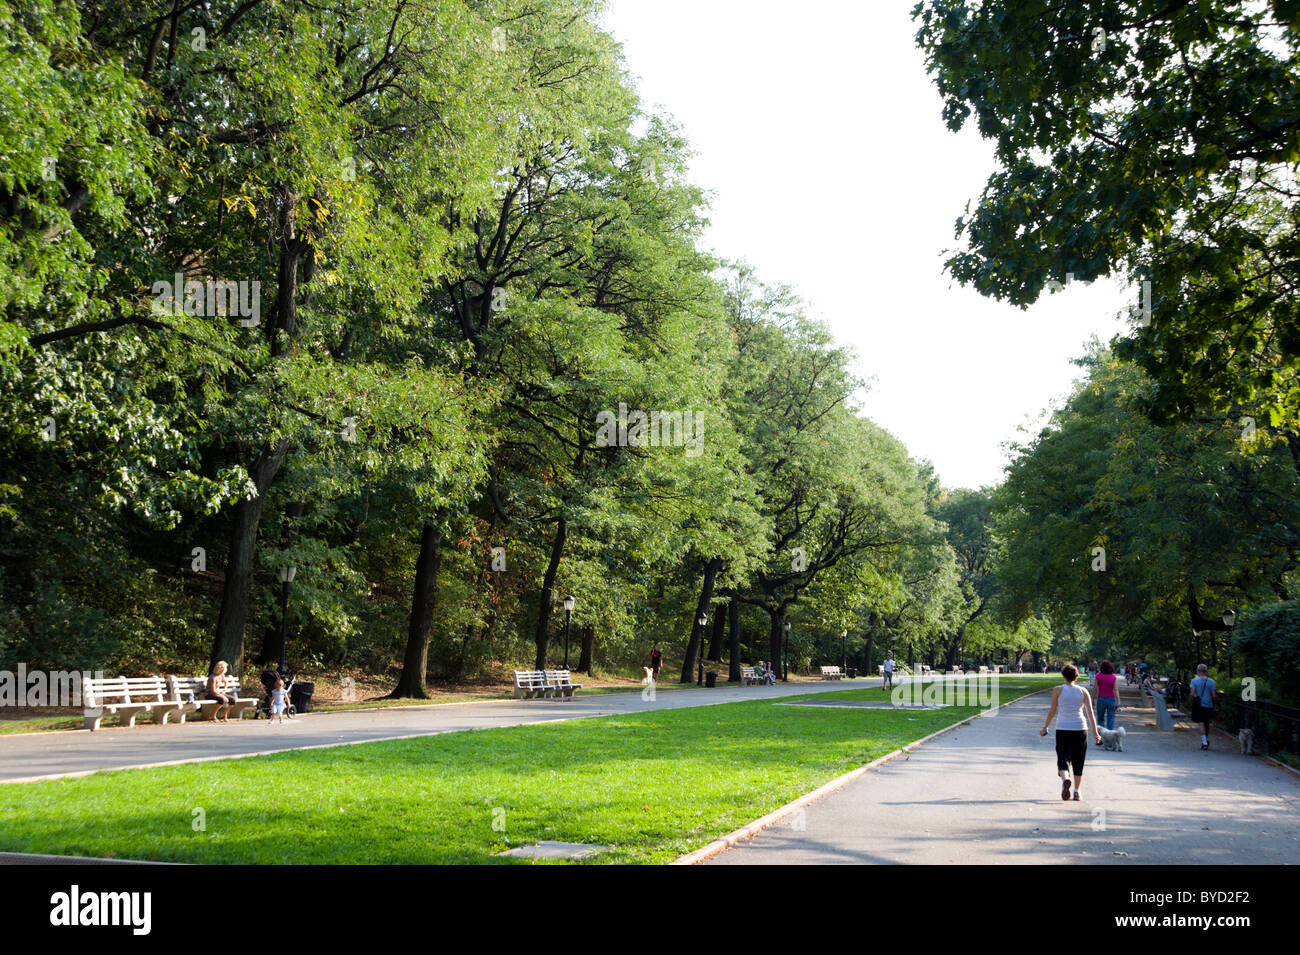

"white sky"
[601, 0, 1134, 490]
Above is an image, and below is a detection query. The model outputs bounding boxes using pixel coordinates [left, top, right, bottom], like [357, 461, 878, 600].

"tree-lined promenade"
[2, 0, 1299, 728]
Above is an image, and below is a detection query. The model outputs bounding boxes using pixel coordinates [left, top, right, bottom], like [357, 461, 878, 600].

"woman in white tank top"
[1040, 664, 1101, 801]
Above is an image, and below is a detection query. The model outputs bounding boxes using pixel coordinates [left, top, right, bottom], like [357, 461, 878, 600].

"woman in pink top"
[1093, 659, 1118, 736]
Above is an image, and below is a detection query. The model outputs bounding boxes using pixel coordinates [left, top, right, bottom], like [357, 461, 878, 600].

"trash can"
[705, 671, 718, 688]
[845, 668, 856, 680]
[290, 681, 315, 713]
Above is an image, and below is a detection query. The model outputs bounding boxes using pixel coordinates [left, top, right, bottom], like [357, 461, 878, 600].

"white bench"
[543, 669, 582, 698]
[82, 676, 198, 731]
[820, 666, 843, 680]
[512, 670, 583, 699]
[512, 670, 548, 698]
[1140, 680, 1176, 731]
[168, 676, 258, 721]
[741, 666, 771, 686]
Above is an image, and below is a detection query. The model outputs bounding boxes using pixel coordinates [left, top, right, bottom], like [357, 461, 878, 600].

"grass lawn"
[0, 679, 1050, 864]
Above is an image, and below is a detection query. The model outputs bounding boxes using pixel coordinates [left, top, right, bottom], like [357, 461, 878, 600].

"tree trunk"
[727, 595, 742, 682]
[210, 439, 290, 675]
[578, 624, 595, 675]
[258, 499, 305, 666]
[768, 610, 782, 675]
[680, 557, 720, 682]
[532, 517, 568, 670]
[707, 598, 726, 662]
[391, 523, 443, 698]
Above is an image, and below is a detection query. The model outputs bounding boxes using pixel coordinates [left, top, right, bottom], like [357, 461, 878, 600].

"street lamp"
[277, 565, 296, 677]
[841, 629, 848, 673]
[1223, 609, 1237, 678]
[696, 613, 708, 686]
[783, 621, 791, 682]
[562, 594, 576, 669]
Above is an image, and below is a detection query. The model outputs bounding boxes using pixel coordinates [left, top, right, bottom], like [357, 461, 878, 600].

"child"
[268, 676, 289, 724]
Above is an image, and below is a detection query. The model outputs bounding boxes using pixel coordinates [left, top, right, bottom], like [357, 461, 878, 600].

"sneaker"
[1062, 778, 1072, 800]
[1201, 742, 1209, 751]
[1072, 792, 1080, 801]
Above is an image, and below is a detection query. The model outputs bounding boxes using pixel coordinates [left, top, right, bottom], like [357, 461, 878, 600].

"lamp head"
[1222, 609, 1237, 627]
[563, 594, 575, 613]
[698, 613, 707, 626]
[279, 565, 296, 583]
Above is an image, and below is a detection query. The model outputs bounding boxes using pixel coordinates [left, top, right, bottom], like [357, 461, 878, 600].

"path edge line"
[668, 686, 1050, 866]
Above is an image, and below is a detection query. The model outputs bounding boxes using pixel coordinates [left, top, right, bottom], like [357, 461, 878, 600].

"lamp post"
[563, 594, 575, 669]
[277, 565, 296, 677]
[841, 629, 848, 673]
[783, 620, 791, 682]
[1223, 609, 1237, 679]
[696, 613, 708, 686]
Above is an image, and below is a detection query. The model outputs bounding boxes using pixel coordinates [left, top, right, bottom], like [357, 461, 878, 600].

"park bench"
[740, 666, 770, 686]
[1140, 680, 1176, 731]
[168, 675, 258, 721]
[512, 670, 549, 699]
[978, 666, 990, 675]
[83, 676, 197, 732]
[543, 669, 582, 698]
[820, 666, 843, 680]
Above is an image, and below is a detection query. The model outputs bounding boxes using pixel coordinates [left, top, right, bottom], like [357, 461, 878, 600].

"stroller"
[256, 668, 298, 719]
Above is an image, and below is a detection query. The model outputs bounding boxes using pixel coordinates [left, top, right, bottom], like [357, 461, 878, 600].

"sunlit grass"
[0, 682, 1046, 864]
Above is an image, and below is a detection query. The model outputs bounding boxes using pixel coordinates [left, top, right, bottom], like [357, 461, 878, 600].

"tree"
[914, 0, 1300, 428]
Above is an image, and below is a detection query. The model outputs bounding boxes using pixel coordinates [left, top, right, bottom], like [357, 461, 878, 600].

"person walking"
[1040, 664, 1102, 800]
[1189, 663, 1217, 751]
[882, 655, 895, 691]
[650, 643, 662, 681]
[1093, 660, 1118, 739]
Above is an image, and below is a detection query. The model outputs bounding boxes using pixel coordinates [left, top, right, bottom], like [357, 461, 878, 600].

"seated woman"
[1143, 671, 1164, 697]
[207, 660, 238, 723]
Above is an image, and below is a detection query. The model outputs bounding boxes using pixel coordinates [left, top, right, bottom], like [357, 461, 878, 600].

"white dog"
[641, 667, 655, 685]
[1099, 726, 1127, 752]
[1239, 728, 1255, 755]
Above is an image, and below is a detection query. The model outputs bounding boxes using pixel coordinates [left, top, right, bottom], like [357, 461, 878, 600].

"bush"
[1231, 602, 1300, 705]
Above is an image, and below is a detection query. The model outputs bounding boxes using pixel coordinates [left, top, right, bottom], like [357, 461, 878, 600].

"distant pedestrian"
[650, 643, 662, 681]
[883, 655, 895, 690]
[1094, 660, 1118, 736]
[1016, 658, 1023, 674]
[1189, 664, 1217, 751]
[1040, 664, 1102, 801]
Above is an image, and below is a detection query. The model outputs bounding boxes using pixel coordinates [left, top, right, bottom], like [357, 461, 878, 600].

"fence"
[1219, 698, 1300, 758]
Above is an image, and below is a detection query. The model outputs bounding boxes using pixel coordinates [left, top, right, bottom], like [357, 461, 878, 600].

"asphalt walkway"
[706, 687, 1300, 864]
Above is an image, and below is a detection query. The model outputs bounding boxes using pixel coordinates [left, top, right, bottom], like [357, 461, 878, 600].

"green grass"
[0, 715, 82, 735]
[0, 681, 1046, 864]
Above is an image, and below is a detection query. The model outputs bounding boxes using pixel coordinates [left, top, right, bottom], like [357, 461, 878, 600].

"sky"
[600, 0, 1136, 490]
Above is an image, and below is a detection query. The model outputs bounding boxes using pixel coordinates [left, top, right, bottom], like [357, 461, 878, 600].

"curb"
[669, 685, 1051, 866]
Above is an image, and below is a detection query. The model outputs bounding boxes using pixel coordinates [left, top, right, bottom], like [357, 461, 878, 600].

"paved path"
[706, 689, 1300, 865]
[0, 679, 877, 783]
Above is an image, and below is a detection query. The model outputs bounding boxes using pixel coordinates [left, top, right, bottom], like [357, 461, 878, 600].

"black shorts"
[1191, 703, 1213, 724]
[1055, 730, 1087, 776]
